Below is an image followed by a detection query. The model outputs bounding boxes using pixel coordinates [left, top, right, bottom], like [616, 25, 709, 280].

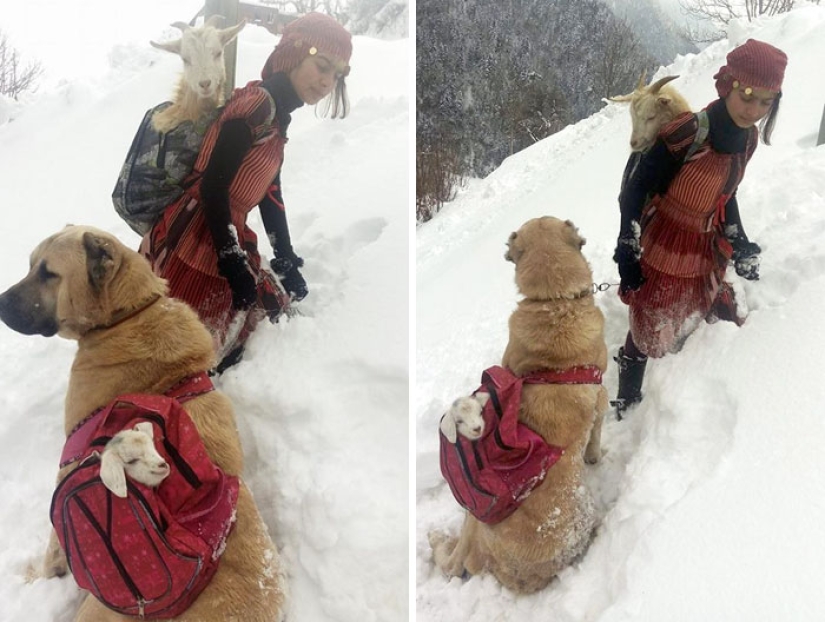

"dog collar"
[88, 294, 163, 333]
[544, 287, 595, 301]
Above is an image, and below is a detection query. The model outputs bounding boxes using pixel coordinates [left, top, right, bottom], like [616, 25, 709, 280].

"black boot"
[611, 347, 648, 420]
[212, 344, 245, 376]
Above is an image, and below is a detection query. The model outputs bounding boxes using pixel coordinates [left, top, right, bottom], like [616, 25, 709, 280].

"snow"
[0, 2, 408, 621]
[417, 5, 825, 621]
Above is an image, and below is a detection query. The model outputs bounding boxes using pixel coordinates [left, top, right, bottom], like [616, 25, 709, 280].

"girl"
[613, 39, 788, 416]
[141, 13, 353, 372]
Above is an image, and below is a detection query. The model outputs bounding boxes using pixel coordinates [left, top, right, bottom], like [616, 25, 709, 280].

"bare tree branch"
[0, 29, 43, 99]
[678, 0, 802, 43]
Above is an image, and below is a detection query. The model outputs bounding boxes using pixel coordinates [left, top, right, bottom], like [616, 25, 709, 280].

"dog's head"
[504, 217, 592, 300]
[0, 226, 166, 340]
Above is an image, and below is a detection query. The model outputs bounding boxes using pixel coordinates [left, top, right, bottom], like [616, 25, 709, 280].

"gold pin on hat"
[732, 80, 752, 95]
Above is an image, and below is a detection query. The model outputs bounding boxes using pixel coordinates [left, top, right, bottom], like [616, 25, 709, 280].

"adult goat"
[150, 16, 246, 133]
[611, 72, 691, 152]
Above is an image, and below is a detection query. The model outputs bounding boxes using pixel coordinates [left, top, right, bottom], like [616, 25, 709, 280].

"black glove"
[217, 252, 257, 310]
[614, 237, 645, 294]
[271, 254, 308, 301]
[732, 239, 761, 281]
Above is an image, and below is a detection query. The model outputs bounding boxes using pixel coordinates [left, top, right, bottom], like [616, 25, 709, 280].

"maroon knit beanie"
[713, 38, 787, 98]
[261, 12, 353, 80]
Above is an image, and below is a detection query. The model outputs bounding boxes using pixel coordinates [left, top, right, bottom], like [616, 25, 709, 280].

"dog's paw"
[429, 531, 469, 578]
[41, 542, 68, 579]
[584, 446, 605, 464]
[427, 530, 452, 553]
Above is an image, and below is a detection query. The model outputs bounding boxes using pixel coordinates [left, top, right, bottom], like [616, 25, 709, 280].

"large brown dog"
[430, 216, 608, 593]
[0, 226, 285, 622]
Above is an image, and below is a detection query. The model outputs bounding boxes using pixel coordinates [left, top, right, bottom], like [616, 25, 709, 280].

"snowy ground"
[417, 6, 825, 621]
[0, 3, 409, 621]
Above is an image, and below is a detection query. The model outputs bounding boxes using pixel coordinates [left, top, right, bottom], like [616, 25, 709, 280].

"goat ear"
[150, 38, 182, 55]
[475, 392, 490, 408]
[134, 422, 154, 439]
[82, 232, 116, 292]
[439, 415, 458, 443]
[100, 452, 128, 498]
[609, 93, 633, 103]
[219, 19, 246, 46]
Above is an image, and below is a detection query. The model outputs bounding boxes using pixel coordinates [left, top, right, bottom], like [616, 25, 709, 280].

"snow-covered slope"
[0, 5, 409, 621]
[417, 7, 825, 621]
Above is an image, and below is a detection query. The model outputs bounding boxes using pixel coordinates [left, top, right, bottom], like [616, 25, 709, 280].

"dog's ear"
[504, 231, 520, 264]
[563, 220, 586, 249]
[83, 232, 116, 291]
[439, 414, 458, 443]
[100, 450, 128, 498]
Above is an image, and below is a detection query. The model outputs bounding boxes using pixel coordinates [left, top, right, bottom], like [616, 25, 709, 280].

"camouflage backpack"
[112, 103, 221, 236]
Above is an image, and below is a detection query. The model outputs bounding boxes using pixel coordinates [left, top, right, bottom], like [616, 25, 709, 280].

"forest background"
[416, 0, 818, 221]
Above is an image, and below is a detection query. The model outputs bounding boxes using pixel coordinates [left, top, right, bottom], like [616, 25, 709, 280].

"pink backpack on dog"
[439, 365, 602, 524]
[50, 373, 239, 619]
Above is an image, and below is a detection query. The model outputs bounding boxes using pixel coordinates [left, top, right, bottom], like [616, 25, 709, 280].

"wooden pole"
[818, 104, 825, 147]
[205, 0, 240, 102]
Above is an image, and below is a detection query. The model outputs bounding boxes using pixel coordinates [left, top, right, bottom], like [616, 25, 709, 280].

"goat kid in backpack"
[612, 39, 787, 416]
[140, 13, 353, 372]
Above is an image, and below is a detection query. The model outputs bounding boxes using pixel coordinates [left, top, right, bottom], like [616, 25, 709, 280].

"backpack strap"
[684, 109, 710, 162]
[523, 366, 603, 385]
[163, 371, 214, 403]
[60, 372, 214, 468]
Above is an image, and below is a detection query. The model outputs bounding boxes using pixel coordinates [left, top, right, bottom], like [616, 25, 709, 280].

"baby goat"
[150, 16, 246, 133]
[439, 392, 490, 443]
[611, 72, 691, 152]
[100, 422, 171, 498]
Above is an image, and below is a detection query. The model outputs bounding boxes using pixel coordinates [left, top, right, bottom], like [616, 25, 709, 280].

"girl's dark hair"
[319, 79, 350, 119]
[759, 92, 781, 145]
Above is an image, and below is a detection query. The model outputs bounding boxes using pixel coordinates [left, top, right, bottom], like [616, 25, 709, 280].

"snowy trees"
[678, 0, 819, 42]
[348, 0, 408, 37]
[0, 29, 42, 99]
[416, 0, 655, 222]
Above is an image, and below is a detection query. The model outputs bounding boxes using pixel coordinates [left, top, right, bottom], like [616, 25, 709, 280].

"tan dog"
[0, 226, 285, 622]
[430, 216, 608, 593]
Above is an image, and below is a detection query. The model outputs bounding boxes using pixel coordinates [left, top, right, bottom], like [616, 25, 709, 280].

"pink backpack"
[439, 365, 602, 524]
[50, 373, 239, 619]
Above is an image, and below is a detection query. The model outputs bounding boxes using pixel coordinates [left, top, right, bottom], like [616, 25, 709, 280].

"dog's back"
[432, 217, 608, 593]
[0, 226, 286, 621]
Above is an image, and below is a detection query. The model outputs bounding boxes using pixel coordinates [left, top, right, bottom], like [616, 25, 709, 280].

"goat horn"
[636, 69, 647, 90]
[205, 14, 225, 27]
[649, 75, 679, 94]
[171, 21, 190, 32]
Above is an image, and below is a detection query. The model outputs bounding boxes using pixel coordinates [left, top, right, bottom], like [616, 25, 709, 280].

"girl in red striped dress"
[612, 39, 788, 416]
[141, 13, 353, 372]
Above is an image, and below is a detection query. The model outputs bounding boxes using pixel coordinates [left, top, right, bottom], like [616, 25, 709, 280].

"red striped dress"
[625, 112, 757, 358]
[140, 82, 290, 355]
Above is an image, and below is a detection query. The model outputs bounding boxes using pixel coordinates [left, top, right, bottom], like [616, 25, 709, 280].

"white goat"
[610, 72, 691, 152]
[150, 16, 246, 133]
[439, 392, 490, 443]
[100, 422, 171, 498]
